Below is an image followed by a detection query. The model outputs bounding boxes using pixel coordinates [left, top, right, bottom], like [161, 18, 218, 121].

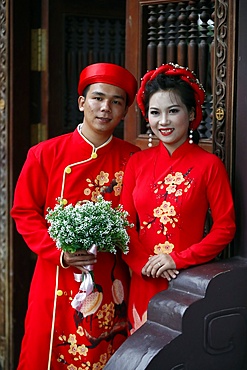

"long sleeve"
[11, 148, 61, 265]
[170, 156, 236, 269]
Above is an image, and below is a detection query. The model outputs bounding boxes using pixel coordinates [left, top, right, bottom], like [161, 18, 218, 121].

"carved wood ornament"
[0, 0, 12, 369]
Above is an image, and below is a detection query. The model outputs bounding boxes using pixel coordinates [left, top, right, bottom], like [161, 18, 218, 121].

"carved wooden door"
[125, 0, 236, 181]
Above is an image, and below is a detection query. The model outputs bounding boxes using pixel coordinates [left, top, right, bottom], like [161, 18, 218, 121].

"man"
[11, 63, 140, 369]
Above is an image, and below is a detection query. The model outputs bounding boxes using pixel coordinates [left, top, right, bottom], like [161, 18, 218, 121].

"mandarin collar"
[158, 139, 194, 159]
[72, 124, 114, 158]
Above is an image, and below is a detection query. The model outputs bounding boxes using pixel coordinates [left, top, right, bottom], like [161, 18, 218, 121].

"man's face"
[78, 83, 128, 143]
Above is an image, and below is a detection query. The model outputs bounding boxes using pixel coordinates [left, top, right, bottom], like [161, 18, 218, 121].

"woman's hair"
[143, 73, 200, 143]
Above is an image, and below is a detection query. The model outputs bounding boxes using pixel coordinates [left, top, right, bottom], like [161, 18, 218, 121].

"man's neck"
[79, 124, 112, 148]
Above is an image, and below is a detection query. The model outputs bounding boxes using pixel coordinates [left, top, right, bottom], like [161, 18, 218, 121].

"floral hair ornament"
[136, 63, 205, 130]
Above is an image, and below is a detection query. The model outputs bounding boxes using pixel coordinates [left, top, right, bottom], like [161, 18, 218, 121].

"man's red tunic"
[11, 126, 140, 369]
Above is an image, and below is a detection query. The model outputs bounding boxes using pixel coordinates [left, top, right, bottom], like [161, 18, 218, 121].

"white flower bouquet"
[46, 195, 133, 311]
[46, 195, 133, 255]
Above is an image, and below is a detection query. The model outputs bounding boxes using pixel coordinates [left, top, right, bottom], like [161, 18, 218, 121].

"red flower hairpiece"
[136, 63, 205, 130]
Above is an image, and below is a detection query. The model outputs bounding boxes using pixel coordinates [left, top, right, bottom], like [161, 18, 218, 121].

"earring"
[147, 123, 153, 147]
[189, 129, 193, 144]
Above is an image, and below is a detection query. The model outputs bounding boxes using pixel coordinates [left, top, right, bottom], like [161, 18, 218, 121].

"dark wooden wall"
[47, 0, 125, 138]
[234, 0, 247, 258]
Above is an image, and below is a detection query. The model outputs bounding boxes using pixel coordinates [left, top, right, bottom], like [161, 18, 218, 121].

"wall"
[235, 0, 247, 258]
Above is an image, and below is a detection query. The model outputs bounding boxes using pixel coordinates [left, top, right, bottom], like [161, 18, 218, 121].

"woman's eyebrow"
[149, 104, 180, 109]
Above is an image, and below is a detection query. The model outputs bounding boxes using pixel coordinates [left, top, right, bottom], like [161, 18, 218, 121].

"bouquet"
[46, 195, 133, 311]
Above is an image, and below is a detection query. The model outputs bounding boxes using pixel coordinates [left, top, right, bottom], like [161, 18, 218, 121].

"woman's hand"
[63, 249, 97, 272]
[142, 254, 179, 280]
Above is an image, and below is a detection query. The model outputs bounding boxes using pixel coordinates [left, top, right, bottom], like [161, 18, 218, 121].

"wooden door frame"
[2, 0, 13, 368]
[8, 0, 33, 368]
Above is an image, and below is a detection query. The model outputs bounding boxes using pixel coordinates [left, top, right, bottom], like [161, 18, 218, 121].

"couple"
[11, 62, 235, 369]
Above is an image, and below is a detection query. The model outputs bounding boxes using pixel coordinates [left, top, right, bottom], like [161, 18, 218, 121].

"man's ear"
[78, 96, 85, 112]
[122, 107, 128, 120]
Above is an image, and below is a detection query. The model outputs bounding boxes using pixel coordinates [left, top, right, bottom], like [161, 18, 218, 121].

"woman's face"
[148, 90, 194, 155]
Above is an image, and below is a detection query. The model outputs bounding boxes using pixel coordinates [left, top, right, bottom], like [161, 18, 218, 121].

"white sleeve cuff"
[60, 250, 70, 269]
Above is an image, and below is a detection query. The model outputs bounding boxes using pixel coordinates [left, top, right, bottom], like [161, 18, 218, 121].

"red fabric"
[121, 140, 236, 332]
[78, 63, 137, 106]
[11, 127, 140, 369]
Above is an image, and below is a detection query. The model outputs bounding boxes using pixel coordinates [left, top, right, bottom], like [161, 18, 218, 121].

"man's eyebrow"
[91, 91, 125, 101]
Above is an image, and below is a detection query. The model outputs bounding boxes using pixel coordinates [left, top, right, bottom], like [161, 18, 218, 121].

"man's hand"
[63, 249, 97, 272]
[142, 254, 179, 280]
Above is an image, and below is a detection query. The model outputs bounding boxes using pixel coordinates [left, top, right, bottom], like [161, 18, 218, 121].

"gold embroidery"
[142, 168, 193, 254]
[83, 170, 124, 200]
[154, 241, 174, 255]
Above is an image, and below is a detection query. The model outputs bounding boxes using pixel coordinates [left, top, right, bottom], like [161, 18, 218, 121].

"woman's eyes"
[170, 108, 179, 114]
[150, 110, 159, 115]
[150, 108, 179, 115]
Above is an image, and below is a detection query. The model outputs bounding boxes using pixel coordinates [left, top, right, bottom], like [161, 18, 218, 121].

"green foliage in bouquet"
[46, 195, 133, 254]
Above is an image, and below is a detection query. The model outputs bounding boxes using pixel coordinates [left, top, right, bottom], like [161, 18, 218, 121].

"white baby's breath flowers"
[46, 195, 133, 254]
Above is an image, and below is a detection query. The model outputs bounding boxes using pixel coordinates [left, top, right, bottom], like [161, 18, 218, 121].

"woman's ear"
[189, 108, 195, 122]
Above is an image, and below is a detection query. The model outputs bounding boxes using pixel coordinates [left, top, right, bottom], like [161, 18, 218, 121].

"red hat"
[78, 63, 137, 107]
[137, 63, 205, 130]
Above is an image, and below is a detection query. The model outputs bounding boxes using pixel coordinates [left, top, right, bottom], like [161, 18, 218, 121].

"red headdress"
[136, 63, 205, 130]
[78, 63, 137, 107]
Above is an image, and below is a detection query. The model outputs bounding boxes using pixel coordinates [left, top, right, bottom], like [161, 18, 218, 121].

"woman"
[121, 63, 236, 333]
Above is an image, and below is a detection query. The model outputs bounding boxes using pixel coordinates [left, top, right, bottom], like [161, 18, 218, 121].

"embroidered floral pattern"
[56, 289, 126, 368]
[141, 200, 178, 235]
[83, 171, 124, 200]
[57, 333, 89, 364]
[80, 292, 103, 318]
[57, 348, 111, 369]
[97, 302, 115, 329]
[154, 241, 174, 255]
[96, 171, 109, 186]
[141, 168, 193, 254]
[154, 170, 192, 196]
[112, 279, 124, 305]
[55, 266, 128, 368]
[131, 305, 147, 335]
